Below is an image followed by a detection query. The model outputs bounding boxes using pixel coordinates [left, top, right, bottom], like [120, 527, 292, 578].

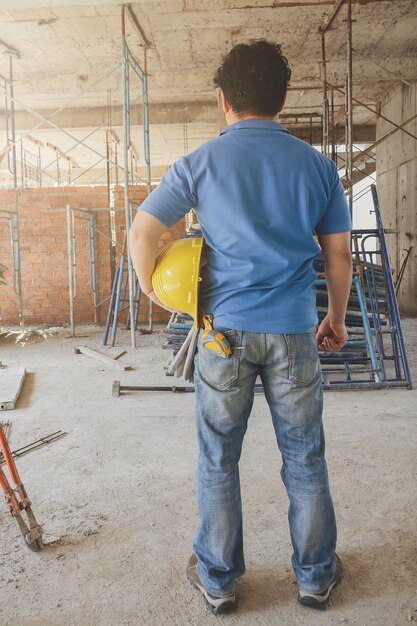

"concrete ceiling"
[0, 0, 416, 185]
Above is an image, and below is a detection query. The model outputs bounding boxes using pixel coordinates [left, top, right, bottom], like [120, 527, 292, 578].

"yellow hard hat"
[152, 237, 204, 326]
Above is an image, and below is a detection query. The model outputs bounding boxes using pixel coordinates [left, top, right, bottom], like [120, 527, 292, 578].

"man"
[129, 40, 352, 614]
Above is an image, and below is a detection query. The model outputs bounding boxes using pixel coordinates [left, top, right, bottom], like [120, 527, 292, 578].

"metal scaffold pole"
[346, 0, 354, 218]
[66, 205, 75, 336]
[142, 48, 153, 332]
[142, 48, 152, 198]
[121, 15, 137, 349]
[6, 54, 24, 326]
[321, 32, 329, 158]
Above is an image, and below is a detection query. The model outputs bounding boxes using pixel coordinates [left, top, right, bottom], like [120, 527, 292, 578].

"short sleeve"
[315, 161, 352, 235]
[138, 156, 197, 227]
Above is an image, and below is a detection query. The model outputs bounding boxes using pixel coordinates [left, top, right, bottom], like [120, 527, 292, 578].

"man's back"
[140, 119, 350, 333]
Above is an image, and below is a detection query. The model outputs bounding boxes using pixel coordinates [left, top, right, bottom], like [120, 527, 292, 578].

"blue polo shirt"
[139, 119, 351, 333]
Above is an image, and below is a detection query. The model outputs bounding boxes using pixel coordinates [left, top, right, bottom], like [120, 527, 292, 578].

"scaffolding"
[0, 4, 151, 347]
[319, 0, 417, 215]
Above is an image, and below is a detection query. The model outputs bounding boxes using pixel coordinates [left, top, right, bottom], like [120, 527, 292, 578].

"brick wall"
[0, 185, 187, 327]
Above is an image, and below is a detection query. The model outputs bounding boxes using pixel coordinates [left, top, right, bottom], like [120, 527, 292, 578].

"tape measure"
[201, 315, 232, 359]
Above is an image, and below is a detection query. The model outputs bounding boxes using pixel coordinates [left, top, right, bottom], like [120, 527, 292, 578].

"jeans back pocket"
[195, 328, 242, 391]
[284, 332, 321, 387]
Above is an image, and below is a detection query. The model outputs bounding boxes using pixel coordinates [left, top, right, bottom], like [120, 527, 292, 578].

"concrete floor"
[0, 320, 416, 626]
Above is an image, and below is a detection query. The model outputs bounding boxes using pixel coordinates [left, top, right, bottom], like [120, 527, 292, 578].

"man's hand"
[145, 289, 175, 313]
[316, 315, 348, 352]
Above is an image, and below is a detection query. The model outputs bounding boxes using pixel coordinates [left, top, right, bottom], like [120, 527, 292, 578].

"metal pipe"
[143, 48, 153, 332]
[321, 32, 329, 157]
[124, 4, 152, 48]
[354, 276, 379, 382]
[8, 219, 15, 293]
[319, 0, 344, 32]
[4, 78, 13, 175]
[122, 29, 136, 348]
[346, 0, 353, 218]
[66, 205, 75, 335]
[71, 210, 77, 298]
[360, 234, 387, 380]
[7, 56, 24, 325]
[330, 88, 336, 161]
[126, 45, 145, 79]
[103, 267, 120, 345]
[0, 38, 20, 58]
[88, 212, 98, 324]
[142, 48, 152, 196]
[111, 254, 125, 347]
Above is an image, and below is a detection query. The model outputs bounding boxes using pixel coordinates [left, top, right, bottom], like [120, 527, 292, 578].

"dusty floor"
[0, 320, 416, 626]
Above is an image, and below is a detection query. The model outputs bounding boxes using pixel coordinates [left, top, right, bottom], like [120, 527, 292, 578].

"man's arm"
[316, 231, 352, 352]
[129, 211, 174, 311]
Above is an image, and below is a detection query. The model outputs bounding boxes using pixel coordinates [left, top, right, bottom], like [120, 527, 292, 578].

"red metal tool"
[0, 424, 43, 551]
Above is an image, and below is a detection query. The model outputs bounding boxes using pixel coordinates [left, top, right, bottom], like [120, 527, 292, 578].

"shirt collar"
[220, 119, 289, 135]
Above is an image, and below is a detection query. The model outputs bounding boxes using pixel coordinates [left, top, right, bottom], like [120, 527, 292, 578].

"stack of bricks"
[0, 185, 186, 327]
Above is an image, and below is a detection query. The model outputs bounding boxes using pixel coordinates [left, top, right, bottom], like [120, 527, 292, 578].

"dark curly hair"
[213, 40, 291, 117]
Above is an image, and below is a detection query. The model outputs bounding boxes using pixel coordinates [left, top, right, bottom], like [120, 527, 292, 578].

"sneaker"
[186, 554, 237, 615]
[298, 554, 343, 611]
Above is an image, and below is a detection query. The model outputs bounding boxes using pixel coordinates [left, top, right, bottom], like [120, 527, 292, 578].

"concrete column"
[376, 81, 417, 315]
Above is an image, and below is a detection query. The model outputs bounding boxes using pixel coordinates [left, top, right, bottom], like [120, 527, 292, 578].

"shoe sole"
[186, 571, 237, 615]
[298, 574, 342, 611]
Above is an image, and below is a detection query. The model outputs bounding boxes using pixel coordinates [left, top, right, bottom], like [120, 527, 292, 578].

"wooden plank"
[104, 348, 127, 360]
[0, 367, 26, 411]
[113, 350, 127, 360]
[75, 346, 131, 371]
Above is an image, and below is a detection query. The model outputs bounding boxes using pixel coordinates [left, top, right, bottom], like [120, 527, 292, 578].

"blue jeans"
[192, 327, 337, 597]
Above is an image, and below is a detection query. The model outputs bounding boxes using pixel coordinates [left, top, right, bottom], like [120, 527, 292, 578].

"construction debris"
[0, 325, 60, 346]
